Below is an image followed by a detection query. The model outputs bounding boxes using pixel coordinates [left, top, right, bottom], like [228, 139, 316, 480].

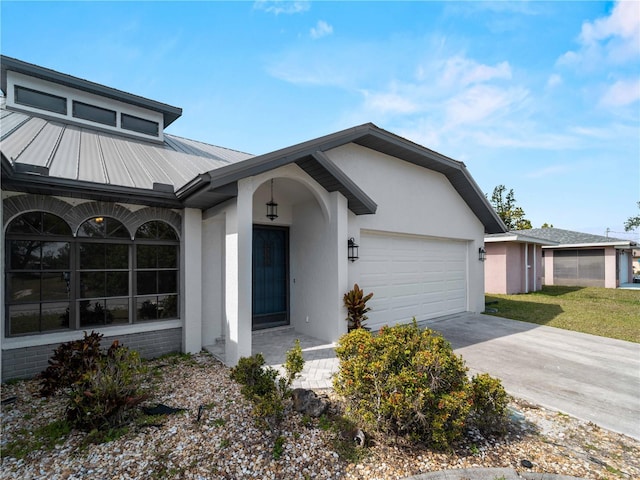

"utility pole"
[605, 228, 610, 238]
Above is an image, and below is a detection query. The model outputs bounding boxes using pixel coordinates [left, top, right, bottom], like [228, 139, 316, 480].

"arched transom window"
[5, 213, 180, 336]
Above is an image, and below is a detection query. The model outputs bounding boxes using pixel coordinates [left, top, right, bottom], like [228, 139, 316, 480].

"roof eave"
[542, 242, 635, 249]
[2, 171, 182, 208]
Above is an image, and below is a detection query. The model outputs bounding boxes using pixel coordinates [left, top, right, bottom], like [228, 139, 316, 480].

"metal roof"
[1, 99, 253, 196]
[1, 58, 506, 231]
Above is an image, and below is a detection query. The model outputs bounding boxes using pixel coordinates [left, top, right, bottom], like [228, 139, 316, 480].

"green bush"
[230, 340, 304, 434]
[66, 346, 148, 431]
[333, 320, 507, 449]
[468, 373, 509, 436]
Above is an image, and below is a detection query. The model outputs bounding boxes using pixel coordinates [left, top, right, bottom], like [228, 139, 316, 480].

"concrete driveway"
[422, 313, 640, 440]
[257, 312, 640, 440]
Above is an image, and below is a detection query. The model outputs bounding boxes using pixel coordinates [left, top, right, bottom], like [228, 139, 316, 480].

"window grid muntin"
[5, 213, 180, 336]
[5, 224, 72, 335]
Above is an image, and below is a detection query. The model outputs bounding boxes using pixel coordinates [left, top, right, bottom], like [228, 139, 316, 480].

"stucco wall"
[327, 144, 486, 314]
[201, 216, 225, 346]
[485, 243, 508, 294]
[486, 242, 543, 294]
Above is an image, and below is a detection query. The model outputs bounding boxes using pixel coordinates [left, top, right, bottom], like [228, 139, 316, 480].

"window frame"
[14, 85, 68, 115]
[4, 213, 181, 337]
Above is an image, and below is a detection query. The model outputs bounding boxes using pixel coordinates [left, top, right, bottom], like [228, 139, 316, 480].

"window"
[121, 113, 159, 137]
[15, 86, 67, 115]
[5, 212, 71, 335]
[72, 101, 116, 127]
[77, 217, 130, 327]
[135, 221, 179, 321]
[4, 212, 180, 336]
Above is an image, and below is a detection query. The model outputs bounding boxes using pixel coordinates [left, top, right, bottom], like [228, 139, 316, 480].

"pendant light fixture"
[266, 178, 278, 221]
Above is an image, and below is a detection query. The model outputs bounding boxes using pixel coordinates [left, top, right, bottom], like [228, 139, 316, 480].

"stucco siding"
[329, 143, 486, 314]
[201, 216, 225, 346]
[485, 243, 508, 294]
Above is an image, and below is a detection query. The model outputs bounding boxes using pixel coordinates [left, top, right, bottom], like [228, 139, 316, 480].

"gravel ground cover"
[1, 352, 638, 480]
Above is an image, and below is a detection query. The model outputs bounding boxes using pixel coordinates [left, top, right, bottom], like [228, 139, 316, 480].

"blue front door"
[252, 226, 289, 330]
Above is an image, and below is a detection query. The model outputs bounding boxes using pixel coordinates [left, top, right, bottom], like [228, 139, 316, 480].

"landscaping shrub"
[468, 373, 509, 436]
[39, 331, 106, 396]
[333, 320, 507, 449]
[343, 283, 373, 330]
[230, 340, 304, 434]
[67, 346, 148, 431]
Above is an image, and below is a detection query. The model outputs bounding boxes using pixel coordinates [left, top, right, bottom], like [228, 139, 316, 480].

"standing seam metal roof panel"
[49, 125, 80, 179]
[77, 129, 107, 184]
[16, 122, 64, 167]
[111, 136, 156, 189]
[98, 134, 136, 188]
[1, 116, 47, 161]
[164, 134, 253, 163]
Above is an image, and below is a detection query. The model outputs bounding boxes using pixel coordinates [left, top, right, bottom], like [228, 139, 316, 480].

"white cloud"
[558, 0, 640, 68]
[310, 20, 333, 39]
[253, 0, 310, 15]
[600, 77, 640, 107]
[546, 74, 562, 88]
[440, 57, 511, 87]
[444, 84, 528, 128]
[361, 89, 419, 115]
[525, 164, 571, 179]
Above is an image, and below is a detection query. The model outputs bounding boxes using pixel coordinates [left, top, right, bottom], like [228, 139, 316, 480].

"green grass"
[485, 286, 640, 343]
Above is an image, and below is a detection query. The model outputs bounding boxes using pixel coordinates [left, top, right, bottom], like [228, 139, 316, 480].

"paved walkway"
[245, 312, 640, 440]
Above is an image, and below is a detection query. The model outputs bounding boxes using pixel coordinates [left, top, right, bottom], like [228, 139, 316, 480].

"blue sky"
[2, 1, 639, 239]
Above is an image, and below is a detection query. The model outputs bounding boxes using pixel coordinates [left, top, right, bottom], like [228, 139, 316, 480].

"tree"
[541, 223, 554, 228]
[489, 185, 532, 230]
[624, 202, 640, 231]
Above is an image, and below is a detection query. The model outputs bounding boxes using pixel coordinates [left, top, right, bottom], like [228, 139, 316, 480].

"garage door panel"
[360, 232, 468, 329]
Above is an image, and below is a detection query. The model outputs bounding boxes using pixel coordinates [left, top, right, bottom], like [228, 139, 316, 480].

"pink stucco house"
[485, 228, 637, 293]
[484, 232, 556, 294]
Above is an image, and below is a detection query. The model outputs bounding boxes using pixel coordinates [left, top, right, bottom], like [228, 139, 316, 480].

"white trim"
[542, 242, 633, 249]
[2, 319, 182, 350]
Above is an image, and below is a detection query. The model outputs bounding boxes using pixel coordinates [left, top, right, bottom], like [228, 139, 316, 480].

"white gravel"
[1, 352, 638, 479]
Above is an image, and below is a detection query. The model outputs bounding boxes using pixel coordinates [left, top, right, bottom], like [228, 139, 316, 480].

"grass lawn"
[485, 285, 640, 343]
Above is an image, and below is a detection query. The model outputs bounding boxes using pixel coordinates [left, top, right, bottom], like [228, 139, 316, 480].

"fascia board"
[542, 242, 633, 249]
[3, 172, 182, 208]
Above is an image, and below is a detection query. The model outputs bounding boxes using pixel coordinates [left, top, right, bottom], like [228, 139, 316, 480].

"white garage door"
[359, 232, 468, 330]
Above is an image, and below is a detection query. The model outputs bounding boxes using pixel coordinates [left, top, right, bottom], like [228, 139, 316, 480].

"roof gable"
[178, 123, 506, 233]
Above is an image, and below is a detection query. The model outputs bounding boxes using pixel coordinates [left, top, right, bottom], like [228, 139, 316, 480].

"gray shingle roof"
[511, 228, 636, 247]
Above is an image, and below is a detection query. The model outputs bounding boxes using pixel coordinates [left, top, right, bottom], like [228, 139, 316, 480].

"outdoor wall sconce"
[266, 179, 278, 221]
[348, 237, 359, 262]
[478, 247, 486, 262]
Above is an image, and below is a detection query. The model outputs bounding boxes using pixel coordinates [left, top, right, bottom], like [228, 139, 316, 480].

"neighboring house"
[484, 232, 557, 294]
[0, 56, 506, 381]
[632, 248, 640, 277]
[488, 228, 636, 290]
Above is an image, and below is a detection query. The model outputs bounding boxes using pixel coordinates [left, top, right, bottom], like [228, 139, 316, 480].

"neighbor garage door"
[359, 231, 468, 330]
[553, 249, 605, 287]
